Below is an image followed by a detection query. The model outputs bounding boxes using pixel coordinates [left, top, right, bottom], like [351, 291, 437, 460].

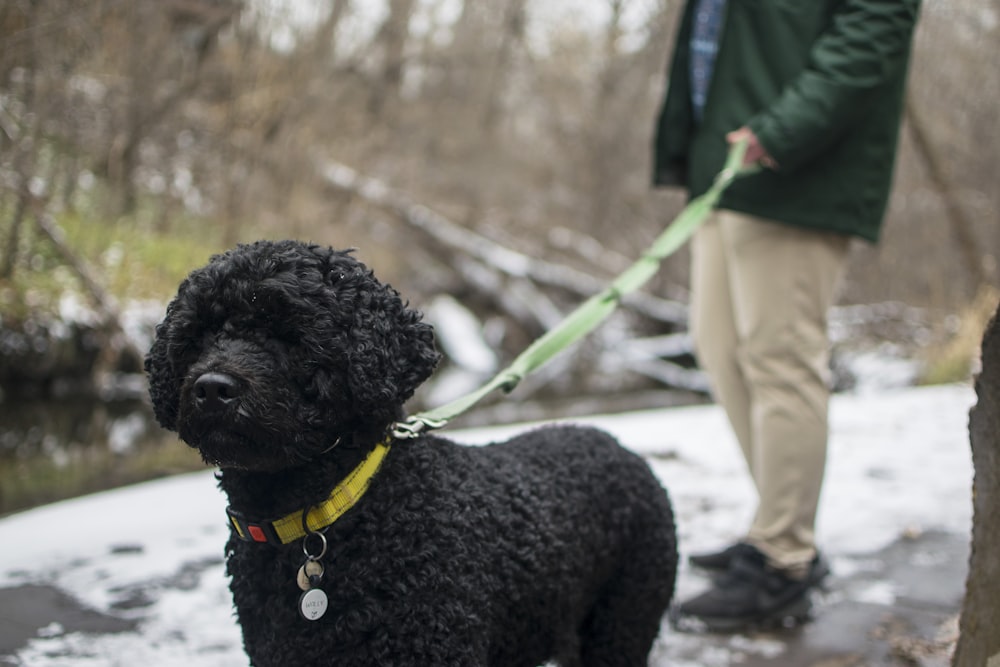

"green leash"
[393, 140, 755, 439]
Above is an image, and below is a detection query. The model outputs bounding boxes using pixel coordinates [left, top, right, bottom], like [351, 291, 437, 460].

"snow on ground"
[0, 382, 976, 666]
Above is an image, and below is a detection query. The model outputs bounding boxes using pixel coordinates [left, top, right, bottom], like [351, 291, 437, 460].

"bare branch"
[317, 158, 689, 326]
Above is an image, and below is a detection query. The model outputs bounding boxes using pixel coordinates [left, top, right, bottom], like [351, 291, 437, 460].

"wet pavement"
[656, 529, 966, 666]
[0, 585, 139, 664]
[0, 529, 968, 666]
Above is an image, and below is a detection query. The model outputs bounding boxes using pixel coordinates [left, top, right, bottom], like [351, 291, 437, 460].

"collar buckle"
[227, 506, 282, 546]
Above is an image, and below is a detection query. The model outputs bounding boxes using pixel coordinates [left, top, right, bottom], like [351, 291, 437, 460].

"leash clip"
[391, 415, 447, 440]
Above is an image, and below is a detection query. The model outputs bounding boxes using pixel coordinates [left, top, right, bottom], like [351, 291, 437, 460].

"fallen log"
[317, 159, 689, 327]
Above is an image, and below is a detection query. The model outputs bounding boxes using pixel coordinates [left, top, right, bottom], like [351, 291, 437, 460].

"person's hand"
[727, 127, 778, 170]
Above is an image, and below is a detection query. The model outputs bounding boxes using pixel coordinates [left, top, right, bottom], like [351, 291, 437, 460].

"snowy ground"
[0, 382, 976, 666]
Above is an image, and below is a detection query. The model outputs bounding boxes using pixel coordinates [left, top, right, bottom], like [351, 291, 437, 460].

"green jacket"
[652, 0, 921, 242]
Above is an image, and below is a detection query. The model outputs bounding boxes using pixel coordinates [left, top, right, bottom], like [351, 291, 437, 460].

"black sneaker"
[688, 542, 757, 573]
[807, 553, 832, 588]
[690, 542, 831, 587]
[671, 546, 815, 633]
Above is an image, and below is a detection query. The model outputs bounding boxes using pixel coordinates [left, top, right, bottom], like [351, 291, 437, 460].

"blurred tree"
[0, 0, 997, 385]
[369, 0, 416, 121]
[955, 301, 1000, 666]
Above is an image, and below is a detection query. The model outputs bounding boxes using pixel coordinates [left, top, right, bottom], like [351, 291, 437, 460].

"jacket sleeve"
[748, 0, 921, 171]
[652, 2, 697, 188]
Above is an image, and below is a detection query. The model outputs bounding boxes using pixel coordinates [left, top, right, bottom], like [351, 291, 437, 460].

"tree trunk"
[368, 0, 415, 120]
[953, 297, 1000, 666]
[309, 0, 350, 65]
[905, 94, 991, 290]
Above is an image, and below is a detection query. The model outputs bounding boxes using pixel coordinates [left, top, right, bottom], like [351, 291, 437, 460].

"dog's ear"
[349, 288, 441, 426]
[145, 264, 216, 432]
[145, 298, 186, 432]
[331, 258, 441, 427]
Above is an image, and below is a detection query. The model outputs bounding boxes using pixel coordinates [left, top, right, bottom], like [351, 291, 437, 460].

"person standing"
[652, 0, 922, 631]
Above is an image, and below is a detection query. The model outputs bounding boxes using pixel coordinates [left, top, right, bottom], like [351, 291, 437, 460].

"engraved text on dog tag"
[299, 588, 328, 621]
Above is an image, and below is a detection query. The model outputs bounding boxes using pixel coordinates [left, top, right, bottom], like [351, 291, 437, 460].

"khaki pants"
[690, 209, 850, 573]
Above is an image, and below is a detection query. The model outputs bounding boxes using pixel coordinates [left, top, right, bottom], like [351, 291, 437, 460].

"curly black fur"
[146, 240, 677, 666]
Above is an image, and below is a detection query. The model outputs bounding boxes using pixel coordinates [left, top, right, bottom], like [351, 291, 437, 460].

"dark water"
[0, 373, 704, 516]
[0, 388, 204, 516]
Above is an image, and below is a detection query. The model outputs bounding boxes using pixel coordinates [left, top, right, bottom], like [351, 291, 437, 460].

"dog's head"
[145, 240, 441, 471]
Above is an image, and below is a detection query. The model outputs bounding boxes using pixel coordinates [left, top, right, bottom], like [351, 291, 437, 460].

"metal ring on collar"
[302, 530, 328, 561]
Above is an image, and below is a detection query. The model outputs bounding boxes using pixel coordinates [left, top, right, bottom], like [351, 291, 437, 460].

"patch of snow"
[837, 345, 923, 392]
[424, 295, 498, 373]
[852, 581, 898, 606]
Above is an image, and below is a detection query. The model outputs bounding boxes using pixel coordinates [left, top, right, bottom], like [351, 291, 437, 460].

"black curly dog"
[146, 239, 677, 666]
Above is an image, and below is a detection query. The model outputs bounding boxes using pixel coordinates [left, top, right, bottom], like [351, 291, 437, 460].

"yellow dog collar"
[226, 441, 390, 546]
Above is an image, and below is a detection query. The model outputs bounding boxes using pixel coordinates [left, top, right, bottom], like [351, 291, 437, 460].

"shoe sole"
[701, 559, 832, 590]
[809, 561, 832, 592]
[669, 593, 813, 634]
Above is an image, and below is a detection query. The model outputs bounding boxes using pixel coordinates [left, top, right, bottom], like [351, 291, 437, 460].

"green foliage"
[0, 208, 229, 320]
[918, 286, 999, 386]
[920, 349, 976, 386]
[61, 212, 225, 300]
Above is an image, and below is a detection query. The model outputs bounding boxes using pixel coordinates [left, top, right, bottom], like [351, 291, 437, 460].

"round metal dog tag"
[296, 560, 325, 592]
[299, 588, 328, 621]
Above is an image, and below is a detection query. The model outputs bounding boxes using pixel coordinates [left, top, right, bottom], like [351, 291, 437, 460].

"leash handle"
[394, 139, 754, 439]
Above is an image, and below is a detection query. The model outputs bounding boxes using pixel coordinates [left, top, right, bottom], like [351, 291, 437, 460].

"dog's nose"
[193, 372, 240, 411]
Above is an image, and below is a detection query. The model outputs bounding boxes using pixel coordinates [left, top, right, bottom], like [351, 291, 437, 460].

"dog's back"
[447, 423, 678, 666]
